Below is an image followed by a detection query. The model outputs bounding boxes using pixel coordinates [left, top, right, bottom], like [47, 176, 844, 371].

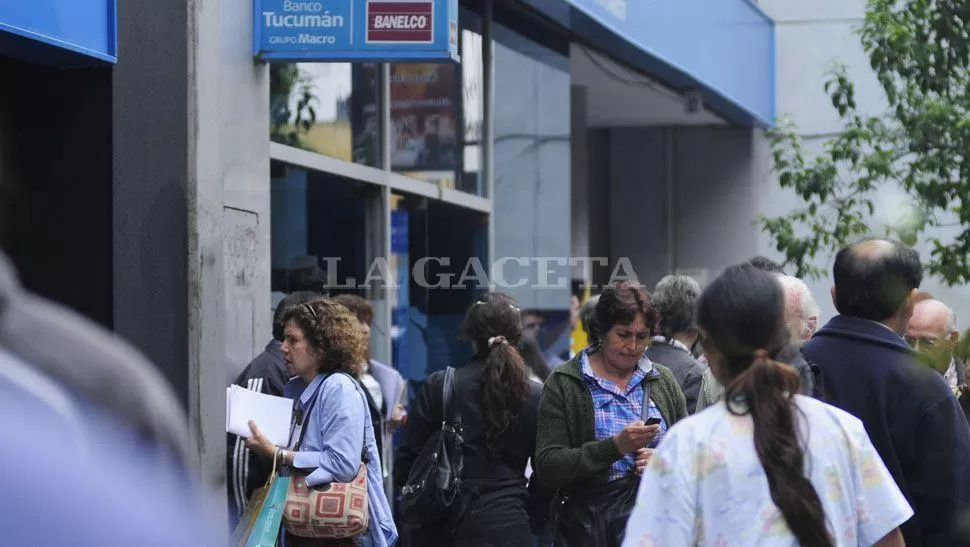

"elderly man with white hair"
[695, 271, 822, 412]
[907, 298, 965, 392]
[776, 274, 822, 340]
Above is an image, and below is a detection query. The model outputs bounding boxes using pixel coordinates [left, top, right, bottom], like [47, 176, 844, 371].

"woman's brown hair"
[698, 264, 833, 547]
[459, 292, 531, 456]
[282, 298, 367, 377]
[587, 281, 658, 345]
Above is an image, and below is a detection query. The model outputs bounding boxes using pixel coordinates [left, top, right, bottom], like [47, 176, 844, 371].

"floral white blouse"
[622, 395, 913, 546]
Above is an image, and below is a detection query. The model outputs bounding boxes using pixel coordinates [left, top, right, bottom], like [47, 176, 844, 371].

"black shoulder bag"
[399, 366, 466, 525]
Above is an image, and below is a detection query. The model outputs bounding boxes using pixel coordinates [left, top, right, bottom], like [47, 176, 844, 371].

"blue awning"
[0, 0, 117, 65]
[524, 0, 775, 127]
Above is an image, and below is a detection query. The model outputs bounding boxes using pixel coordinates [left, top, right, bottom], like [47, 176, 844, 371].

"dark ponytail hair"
[459, 292, 531, 455]
[698, 264, 833, 547]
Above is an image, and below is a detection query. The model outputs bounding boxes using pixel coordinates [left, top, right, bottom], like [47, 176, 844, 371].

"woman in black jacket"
[395, 292, 542, 546]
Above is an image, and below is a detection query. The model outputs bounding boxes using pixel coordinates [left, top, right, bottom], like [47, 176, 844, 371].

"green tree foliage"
[760, 0, 970, 285]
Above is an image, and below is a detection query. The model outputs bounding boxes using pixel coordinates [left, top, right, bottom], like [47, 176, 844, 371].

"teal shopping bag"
[245, 474, 292, 547]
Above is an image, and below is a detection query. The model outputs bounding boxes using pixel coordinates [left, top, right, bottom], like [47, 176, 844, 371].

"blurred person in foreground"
[228, 290, 320, 527]
[646, 274, 707, 414]
[623, 264, 910, 546]
[1, 96, 212, 539]
[803, 238, 970, 546]
[245, 298, 397, 547]
[396, 292, 542, 546]
[534, 282, 686, 546]
[0, 348, 220, 546]
[696, 273, 822, 411]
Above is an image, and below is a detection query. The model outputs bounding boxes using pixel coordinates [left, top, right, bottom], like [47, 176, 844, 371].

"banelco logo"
[297, 256, 642, 290]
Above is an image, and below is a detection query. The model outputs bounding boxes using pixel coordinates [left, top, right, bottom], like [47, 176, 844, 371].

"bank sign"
[254, 0, 459, 62]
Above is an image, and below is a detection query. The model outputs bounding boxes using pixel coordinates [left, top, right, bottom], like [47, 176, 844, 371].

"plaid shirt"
[580, 351, 668, 481]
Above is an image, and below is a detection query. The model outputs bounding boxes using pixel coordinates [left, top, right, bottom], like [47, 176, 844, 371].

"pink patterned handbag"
[282, 372, 371, 539]
[282, 460, 369, 539]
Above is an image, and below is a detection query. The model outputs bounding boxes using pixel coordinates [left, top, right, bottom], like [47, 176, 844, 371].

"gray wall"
[673, 127, 770, 279]
[584, 126, 765, 291]
[492, 34, 572, 309]
[607, 127, 670, 289]
[113, 0, 190, 406]
[114, 0, 270, 525]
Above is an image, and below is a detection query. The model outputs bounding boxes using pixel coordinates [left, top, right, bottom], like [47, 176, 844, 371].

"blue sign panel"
[0, 0, 116, 63]
[562, 0, 774, 126]
[254, 0, 459, 62]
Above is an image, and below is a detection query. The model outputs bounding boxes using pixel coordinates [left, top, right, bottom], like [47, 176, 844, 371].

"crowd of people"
[11, 233, 966, 545]
[221, 236, 970, 546]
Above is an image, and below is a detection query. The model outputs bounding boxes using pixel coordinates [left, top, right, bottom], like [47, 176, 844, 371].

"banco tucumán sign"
[254, 0, 458, 62]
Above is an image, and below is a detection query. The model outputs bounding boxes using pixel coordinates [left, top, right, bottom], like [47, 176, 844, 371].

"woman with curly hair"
[245, 298, 397, 547]
[395, 292, 542, 546]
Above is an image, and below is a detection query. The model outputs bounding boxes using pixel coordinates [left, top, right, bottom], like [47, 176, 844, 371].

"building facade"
[1, 0, 777, 524]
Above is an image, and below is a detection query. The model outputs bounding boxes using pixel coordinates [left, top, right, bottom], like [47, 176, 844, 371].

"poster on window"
[389, 63, 459, 172]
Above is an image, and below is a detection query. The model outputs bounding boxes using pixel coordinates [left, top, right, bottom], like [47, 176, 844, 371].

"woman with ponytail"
[622, 264, 912, 547]
[395, 292, 542, 546]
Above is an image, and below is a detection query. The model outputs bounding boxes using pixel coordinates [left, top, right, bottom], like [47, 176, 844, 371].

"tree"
[760, 0, 970, 285]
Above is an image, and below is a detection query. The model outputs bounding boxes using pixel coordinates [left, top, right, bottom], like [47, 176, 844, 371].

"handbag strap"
[640, 372, 652, 422]
[442, 366, 462, 427]
[293, 373, 330, 451]
[293, 371, 370, 464]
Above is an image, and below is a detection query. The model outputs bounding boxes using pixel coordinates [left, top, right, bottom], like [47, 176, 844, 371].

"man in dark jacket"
[802, 238, 970, 546]
[646, 274, 706, 413]
[226, 290, 319, 527]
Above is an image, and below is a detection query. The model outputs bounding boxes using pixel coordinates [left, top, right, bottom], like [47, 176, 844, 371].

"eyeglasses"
[304, 303, 318, 321]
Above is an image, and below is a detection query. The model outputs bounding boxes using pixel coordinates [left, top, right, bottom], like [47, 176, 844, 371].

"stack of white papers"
[226, 385, 294, 447]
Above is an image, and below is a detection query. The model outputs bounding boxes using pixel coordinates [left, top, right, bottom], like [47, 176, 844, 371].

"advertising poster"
[389, 63, 459, 172]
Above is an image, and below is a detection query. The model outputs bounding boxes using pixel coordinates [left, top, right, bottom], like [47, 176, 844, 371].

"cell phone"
[645, 417, 662, 426]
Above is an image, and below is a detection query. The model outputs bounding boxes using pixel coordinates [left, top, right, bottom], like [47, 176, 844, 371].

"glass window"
[270, 162, 374, 300]
[388, 9, 484, 196]
[390, 192, 489, 382]
[388, 63, 460, 186]
[269, 63, 382, 168]
[459, 25, 484, 196]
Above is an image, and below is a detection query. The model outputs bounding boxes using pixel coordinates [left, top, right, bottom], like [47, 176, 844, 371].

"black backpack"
[399, 367, 467, 525]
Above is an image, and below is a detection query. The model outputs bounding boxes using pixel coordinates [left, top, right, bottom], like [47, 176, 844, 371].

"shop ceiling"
[571, 44, 727, 128]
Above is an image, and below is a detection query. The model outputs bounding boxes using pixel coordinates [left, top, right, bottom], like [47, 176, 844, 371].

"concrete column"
[186, 0, 229, 523]
[114, 0, 191, 408]
[570, 85, 590, 281]
[115, 0, 270, 526]
[587, 128, 612, 288]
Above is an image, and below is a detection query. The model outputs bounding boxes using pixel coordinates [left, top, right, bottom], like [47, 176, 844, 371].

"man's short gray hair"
[653, 274, 702, 337]
[579, 294, 600, 335]
[777, 275, 820, 340]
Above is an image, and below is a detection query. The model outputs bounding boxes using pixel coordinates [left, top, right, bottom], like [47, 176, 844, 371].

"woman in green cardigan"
[533, 281, 687, 546]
